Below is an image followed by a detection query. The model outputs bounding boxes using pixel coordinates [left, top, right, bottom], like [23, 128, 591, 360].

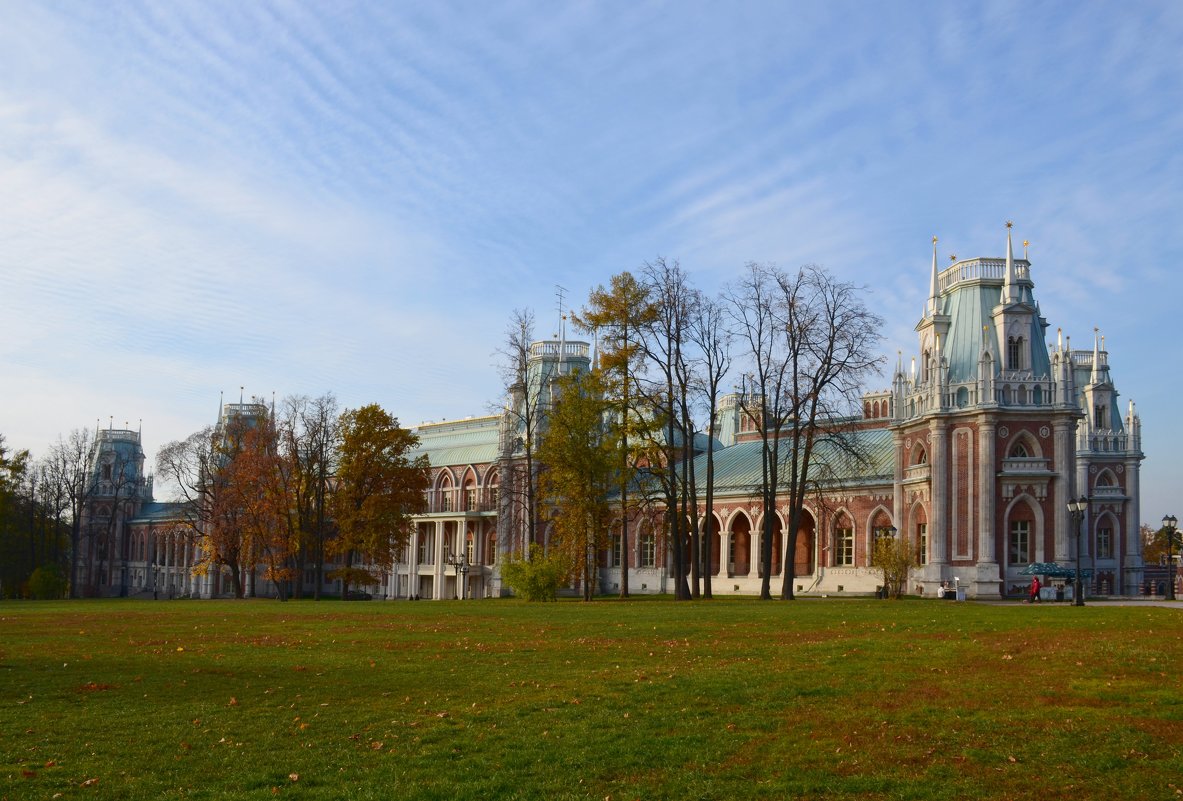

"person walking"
[1028, 575, 1041, 603]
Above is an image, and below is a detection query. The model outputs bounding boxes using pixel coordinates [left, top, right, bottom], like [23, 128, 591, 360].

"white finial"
[1057, 327, 1063, 352]
[928, 236, 939, 318]
[1090, 328, 1102, 383]
[910, 357, 916, 380]
[1003, 221, 1018, 303]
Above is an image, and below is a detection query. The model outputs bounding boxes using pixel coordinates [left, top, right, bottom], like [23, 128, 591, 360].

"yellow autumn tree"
[536, 370, 621, 601]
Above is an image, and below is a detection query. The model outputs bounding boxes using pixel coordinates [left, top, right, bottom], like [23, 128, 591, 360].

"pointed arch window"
[1094, 404, 1107, 429]
[640, 532, 656, 568]
[1010, 441, 1029, 458]
[835, 523, 854, 566]
[1007, 337, 1023, 370]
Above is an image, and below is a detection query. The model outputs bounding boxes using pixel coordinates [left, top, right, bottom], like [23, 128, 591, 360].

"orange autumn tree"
[328, 404, 430, 599]
[219, 420, 296, 599]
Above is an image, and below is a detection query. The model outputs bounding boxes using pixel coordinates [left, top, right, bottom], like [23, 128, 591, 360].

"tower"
[890, 224, 1142, 598]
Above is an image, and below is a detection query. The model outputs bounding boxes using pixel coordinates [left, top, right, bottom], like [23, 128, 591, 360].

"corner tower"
[890, 224, 1141, 598]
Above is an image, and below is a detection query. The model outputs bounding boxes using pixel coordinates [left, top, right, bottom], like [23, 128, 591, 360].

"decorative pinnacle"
[932, 235, 938, 244]
[1005, 220, 1014, 229]
[949, 253, 957, 262]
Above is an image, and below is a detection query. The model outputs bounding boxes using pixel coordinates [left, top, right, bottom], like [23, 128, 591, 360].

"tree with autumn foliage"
[573, 271, 656, 599]
[157, 412, 285, 599]
[218, 421, 295, 599]
[329, 404, 430, 599]
[536, 370, 621, 600]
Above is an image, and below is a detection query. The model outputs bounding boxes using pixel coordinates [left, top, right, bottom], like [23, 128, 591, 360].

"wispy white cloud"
[1, 0, 1181, 514]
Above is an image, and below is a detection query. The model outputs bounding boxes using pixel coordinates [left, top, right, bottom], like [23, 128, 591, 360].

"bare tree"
[775, 267, 884, 599]
[43, 428, 95, 598]
[278, 394, 339, 599]
[639, 258, 696, 600]
[495, 310, 545, 561]
[727, 263, 797, 599]
[687, 291, 732, 599]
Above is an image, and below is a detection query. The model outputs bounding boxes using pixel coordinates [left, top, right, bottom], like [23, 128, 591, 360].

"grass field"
[1, 598, 1181, 800]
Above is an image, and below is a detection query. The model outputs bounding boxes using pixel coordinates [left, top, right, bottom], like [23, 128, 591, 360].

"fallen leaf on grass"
[229, 697, 240, 707]
[289, 773, 300, 782]
[80, 777, 99, 787]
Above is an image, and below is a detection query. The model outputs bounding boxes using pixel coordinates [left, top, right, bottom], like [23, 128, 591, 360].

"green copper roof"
[689, 426, 894, 496]
[412, 416, 500, 468]
[937, 265, 1051, 384]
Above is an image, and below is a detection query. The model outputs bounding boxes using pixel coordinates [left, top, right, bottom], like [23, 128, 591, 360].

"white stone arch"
[1007, 430, 1043, 459]
[829, 506, 856, 566]
[1002, 493, 1045, 569]
[911, 441, 928, 465]
[907, 499, 929, 564]
[480, 464, 499, 486]
[635, 516, 657, 568]
[1093, 509, 1121, 561]
[1094, 467, 1118, 489]
[434, 467, 457, 490]
[723, 508, 755, 574]
[864, 504, 895, 565]
[753, 509, 787, 576]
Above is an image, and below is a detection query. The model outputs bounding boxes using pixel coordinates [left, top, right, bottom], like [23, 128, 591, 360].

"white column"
[929, 420, 948, 566]
[1053, 419, 1074, 560]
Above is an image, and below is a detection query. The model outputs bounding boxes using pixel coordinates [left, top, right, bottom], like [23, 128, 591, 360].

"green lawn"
[1, 598, 1180, 800]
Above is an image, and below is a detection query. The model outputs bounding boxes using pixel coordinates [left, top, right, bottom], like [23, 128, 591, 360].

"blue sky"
[1, 1, 1180, 524]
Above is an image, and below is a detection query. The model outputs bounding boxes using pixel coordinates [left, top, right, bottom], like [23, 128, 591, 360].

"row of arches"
[432, 465, 499, 514]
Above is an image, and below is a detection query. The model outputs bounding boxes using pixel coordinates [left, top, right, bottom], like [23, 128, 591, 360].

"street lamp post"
[446, 552, 470, 600]
[1163, 515, 1178, 601]
[1067, 497, 1088, 607]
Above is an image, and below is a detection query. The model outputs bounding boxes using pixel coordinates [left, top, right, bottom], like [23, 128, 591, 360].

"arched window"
[913, 444, 928, 465]
[834, 516, 854, 566]
[1010, 441, 1029, 458]
[1094, 404, 1107, 429]
[1007, 337, 1023, 370]
[640, 532, 656, 568]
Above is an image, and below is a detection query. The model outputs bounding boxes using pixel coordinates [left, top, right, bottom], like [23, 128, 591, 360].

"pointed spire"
[928, 235, 939, 318]
[1056, 327, 1063, 353]
[1090, 327, 1102, 384]
[1003, 221, 1019, 303]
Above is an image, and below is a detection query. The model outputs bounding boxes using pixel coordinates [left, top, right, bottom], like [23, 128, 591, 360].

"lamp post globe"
[1068, 497, 1088, 607]
[1164, 515, 1178, 601]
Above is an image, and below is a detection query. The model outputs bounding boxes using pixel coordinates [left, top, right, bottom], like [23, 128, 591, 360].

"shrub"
[500, 545, 569, 601]
[28, 564, 67, 600]
[870, 536, 916, 599]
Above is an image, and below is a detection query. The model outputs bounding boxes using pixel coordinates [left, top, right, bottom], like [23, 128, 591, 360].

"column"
[929, 419, 948, 567]
[1053, 419, 1074, 560]
[433, 521, 445, 600]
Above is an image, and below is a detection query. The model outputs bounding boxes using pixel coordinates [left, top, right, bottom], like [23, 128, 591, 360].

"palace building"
[405, 227, 1144, 600]
[78, 227, 1145, 600]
